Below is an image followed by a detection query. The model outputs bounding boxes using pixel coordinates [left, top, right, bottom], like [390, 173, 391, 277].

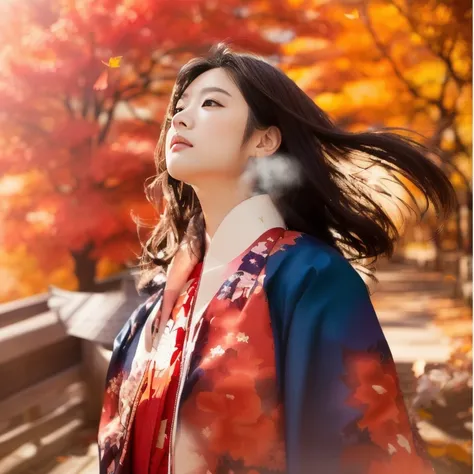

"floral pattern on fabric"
[98, 290, 164, 474]
[131, 262, 202, 474]
[340, 347, 433, 473]
[98, 228, 434, 474]
[175, 230, 287, 474]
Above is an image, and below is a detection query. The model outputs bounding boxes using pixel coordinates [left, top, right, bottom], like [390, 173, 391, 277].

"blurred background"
[0, 0, 471, 473]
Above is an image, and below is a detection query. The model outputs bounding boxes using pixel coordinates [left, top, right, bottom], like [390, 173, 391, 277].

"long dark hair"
[135, 42, 457, 291]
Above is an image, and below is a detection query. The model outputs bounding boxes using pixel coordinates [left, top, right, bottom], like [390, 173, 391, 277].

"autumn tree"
[0, 0, 324, 295]
[281, 0, 472, 270]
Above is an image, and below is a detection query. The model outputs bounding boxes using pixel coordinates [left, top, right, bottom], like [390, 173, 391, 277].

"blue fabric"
[98, 231, 434, 474]
[265, 234, 433, 474]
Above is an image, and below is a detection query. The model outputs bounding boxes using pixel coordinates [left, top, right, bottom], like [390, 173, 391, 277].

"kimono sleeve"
[281, 254, 434, 474]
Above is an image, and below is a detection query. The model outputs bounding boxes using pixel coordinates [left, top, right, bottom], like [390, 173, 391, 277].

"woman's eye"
[172, 99, 221, 116]
[202, 99, 221, 107]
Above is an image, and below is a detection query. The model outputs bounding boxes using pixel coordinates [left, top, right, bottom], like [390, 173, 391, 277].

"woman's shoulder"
[265, 230, 371, 314]
[268, 230, 360, 282]
[265, 231, 372, 332]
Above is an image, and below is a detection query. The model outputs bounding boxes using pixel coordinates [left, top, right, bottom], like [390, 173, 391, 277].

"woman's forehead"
[180, 68, 238, 99]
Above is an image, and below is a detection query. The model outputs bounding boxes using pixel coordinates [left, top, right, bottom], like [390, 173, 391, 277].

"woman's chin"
[167, 162, 197, 184]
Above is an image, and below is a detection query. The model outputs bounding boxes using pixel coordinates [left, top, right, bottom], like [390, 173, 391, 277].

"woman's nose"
[172, 110, 191, 130]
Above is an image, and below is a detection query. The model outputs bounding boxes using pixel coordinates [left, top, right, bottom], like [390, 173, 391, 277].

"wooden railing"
[0, 276, 122, 474]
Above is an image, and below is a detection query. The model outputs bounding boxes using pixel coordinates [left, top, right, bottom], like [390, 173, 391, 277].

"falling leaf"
[93, 70, 109, 91]
[101, 56, 123, 68]
[94, 56, 122, 91]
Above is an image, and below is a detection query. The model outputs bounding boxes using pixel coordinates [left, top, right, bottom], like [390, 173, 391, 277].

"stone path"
[39, 260, 470, 474]
[371, 260, 471, 474]
[370, 260, 453, 385]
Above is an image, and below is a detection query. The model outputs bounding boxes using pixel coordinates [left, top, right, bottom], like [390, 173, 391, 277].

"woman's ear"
[254, 125, 282, 157]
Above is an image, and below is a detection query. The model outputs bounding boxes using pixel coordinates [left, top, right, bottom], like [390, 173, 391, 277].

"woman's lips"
[171, 143, 193, 152]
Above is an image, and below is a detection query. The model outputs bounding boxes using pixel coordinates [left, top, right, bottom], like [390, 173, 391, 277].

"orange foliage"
[0, 0, 314, 296]
[284, 0, 471, 178]
[0, 0, 470, 297]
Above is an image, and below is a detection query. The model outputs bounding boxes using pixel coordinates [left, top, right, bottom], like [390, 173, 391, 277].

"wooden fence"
[0, 277, 121, 474]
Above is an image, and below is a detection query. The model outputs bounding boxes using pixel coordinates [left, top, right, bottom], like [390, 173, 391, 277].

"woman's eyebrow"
[181, 86, 232, 99]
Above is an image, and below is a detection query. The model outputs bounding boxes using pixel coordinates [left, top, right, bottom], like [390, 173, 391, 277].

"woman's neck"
[192, 178, 252, 249]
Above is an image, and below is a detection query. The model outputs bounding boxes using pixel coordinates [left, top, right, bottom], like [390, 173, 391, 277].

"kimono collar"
[202, 193, 286, 270]
[155, 194, 286, 345]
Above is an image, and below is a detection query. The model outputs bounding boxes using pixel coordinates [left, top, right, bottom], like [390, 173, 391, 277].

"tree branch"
[387, 0, 469, 86]
[97, 93, 119, 144]
[360, 0, 440, 108]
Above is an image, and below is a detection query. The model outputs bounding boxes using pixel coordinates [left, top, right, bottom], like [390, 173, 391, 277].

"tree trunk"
[71, 242, 98, 292]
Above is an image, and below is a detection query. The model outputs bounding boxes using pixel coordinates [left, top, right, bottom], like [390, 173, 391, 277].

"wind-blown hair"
[135, 42, 456, 292]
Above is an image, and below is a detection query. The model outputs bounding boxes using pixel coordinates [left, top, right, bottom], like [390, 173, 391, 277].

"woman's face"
[165, 68, 254, 185]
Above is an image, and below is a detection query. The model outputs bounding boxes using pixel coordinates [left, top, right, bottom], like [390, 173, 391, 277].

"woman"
[98, 43, 456, 474]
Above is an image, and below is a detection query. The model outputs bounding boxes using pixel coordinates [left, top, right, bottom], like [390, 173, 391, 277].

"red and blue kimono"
[98, 194, 434, 474]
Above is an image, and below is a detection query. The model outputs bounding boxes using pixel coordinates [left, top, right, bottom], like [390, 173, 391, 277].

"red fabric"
[132, 262, 203, 474]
